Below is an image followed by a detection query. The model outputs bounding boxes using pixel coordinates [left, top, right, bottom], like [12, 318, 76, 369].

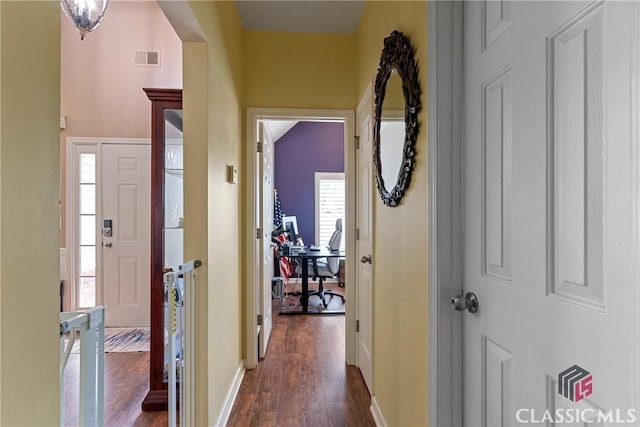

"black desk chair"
[295, 219, 345, 308]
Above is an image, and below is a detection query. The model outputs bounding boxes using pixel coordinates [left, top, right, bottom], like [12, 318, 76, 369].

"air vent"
[134, 51, 160, 67]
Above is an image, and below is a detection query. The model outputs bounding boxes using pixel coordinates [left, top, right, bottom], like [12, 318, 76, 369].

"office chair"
[295, 218, 345, 308]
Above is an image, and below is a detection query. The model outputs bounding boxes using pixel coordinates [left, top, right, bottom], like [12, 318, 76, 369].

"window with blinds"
[315, 172, 346, 250]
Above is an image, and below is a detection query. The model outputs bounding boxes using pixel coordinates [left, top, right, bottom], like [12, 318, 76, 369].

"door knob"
[103, 242, 112, 248]
[360, 255, 372, 264]
[451, 292, 479, 313]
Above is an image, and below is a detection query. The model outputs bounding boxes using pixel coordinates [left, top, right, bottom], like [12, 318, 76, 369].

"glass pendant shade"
[61, 0, 109, 40]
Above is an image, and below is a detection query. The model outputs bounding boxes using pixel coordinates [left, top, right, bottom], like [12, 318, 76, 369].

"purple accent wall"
[274, 121, 344, 245]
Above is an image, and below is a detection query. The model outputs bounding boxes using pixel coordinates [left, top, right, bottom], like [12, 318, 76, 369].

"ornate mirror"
[373, 30, 421, 207]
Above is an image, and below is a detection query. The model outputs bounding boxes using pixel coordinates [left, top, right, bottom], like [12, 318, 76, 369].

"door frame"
[244, 108, 356, 369]
[65, 137, 151, 312]
[427, 2, 464, 426]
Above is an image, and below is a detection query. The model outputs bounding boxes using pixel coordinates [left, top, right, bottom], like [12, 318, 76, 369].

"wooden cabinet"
[141, 88, 182, 411]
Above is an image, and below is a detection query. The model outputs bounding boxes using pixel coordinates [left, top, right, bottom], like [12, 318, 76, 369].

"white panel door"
[102, 144, 151, 327]
[463, 1, 639, 425]
[357, 88, 374, 394]
[259, 122, 275, 358]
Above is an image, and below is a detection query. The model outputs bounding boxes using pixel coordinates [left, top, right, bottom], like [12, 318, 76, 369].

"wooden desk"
[279, 247, 343, 314]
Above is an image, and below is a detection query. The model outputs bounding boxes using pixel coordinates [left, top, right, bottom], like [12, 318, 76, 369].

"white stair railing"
[60, 306, 105, 427]
[164, 259, 201, 427]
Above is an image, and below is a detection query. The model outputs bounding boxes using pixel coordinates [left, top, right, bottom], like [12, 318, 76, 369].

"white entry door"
[258, 122, 274, 358]
[356, 87, 374, 393]
[102, 144, 151, 327]
[462, 1, 639, 425]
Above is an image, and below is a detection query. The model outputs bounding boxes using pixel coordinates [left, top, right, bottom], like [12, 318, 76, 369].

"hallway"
[228, 304, 375, 426]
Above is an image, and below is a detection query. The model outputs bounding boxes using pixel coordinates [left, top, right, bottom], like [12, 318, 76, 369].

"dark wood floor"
[63, 352, 167, 426]
[64, 301, 372, 427]
[227, 305, 375, 427]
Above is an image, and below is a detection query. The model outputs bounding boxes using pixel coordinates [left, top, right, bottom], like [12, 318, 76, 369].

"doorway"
[244, 108, 357, 369]
[65, 137, 151, 327]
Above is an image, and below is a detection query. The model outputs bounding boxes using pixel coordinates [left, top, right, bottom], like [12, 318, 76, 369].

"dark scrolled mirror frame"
[373, 30, 421, 207]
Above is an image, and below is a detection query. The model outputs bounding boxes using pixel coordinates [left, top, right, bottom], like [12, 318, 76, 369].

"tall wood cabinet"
[141, 88, 183, 411]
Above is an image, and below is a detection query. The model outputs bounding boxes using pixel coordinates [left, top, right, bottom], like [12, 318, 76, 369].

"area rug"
[279, 280, 345, 315]
[67, 327, 150, 353]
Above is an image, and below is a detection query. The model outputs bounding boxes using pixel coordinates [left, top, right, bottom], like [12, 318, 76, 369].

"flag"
[276, 233, 294, 280]
[274, 189, 284, 227]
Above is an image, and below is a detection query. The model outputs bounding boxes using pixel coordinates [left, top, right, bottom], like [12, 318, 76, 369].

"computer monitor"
[281, 215, 299, 243]
[285, 220, 297, 244]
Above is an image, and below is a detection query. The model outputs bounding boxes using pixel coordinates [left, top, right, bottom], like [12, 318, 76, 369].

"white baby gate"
[59, 306, 105, 426]
[164, 259, 201, 427]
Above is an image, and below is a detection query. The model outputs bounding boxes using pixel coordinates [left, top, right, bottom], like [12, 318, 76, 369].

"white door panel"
[259, 122, 274, 358]
[357, 87, 374, 394]
[463, 1, 639, 425]
[102, 144, 151, 327]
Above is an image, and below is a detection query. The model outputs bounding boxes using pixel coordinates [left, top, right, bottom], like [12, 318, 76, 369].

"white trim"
[213, 362, 245, 427]
[66, 141, 100, 311]
[60, 248, 67, 281]
[60, 248, 67, 311]
[428, 2, 463, 426]
[370, 396, 388, 427]
[631, 0, 640, 413]
[66, 136, 150, 146]
[245, 108, 357, 369]
[427, 5, 439, 423]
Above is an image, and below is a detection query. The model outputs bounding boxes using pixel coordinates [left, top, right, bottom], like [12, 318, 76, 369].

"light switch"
[227, 165, 238, 184]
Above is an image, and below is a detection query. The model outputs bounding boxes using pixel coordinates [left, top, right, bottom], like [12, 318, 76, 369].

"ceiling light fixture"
[61, 0, 109, 40]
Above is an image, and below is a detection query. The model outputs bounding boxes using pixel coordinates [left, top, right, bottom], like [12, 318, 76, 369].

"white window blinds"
[315, 172, 345, 250]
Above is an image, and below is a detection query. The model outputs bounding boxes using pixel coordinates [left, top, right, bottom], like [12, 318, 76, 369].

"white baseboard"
[370, 396, 389, 427]
[214, 361, 245, 427]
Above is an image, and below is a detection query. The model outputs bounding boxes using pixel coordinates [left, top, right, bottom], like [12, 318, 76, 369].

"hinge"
[257, 228, 262, 239]
[257, 141, 263, 153]
[356, 320, 360, 333]
[356, 228, 360, 240]
[257, 314, 263, 326]
[354, 135, 360, 149]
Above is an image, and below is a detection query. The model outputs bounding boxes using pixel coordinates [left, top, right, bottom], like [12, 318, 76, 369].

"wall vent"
[134, 51, 160, 67]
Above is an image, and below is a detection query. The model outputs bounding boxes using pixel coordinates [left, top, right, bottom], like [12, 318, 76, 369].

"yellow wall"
[182, 40, 210, 425]
[244, 31, 356, 109]
[356, 2, 429, 426]
[0, 1, 60, 424]
[187, 2, 245, 424]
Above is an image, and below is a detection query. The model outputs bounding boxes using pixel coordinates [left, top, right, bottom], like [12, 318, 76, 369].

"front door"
[102, 143, 151, 327]
[463, 1, 639, 424]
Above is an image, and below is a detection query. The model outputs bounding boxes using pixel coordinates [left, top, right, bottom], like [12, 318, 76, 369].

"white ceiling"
[235, 1, 365, 34]
[263, 120, 298, 143]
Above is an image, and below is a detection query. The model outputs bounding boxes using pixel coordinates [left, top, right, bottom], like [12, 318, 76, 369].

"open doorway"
[245, 108, 357, 370]
[270, 119, 346, 308]
[60, 1, 183, 424]
[60, 0, 182, 319]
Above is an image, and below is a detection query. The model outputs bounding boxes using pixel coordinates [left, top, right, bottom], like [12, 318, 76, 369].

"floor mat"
[278, 281, 345, 315]
[66, 327, 150, 353]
